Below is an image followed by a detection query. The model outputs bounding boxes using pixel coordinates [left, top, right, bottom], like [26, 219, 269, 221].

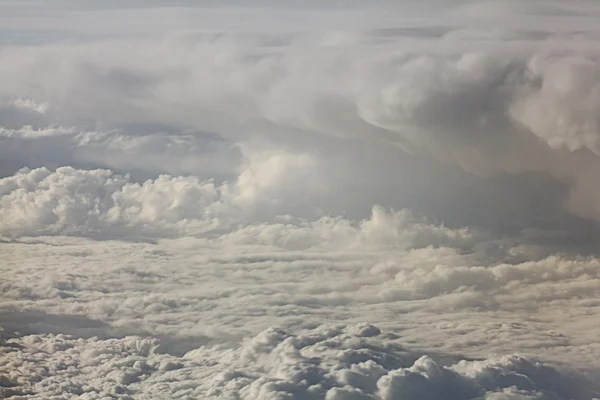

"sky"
[3, 0, 600, 399]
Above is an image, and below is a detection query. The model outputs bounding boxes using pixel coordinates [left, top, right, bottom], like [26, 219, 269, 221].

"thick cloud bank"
[0, 165, 473, 250]
[5, 1, 600, 399]
[3, 228, 600, 398]
[6, 35, 600, 223]
[2, 324, 598, 399]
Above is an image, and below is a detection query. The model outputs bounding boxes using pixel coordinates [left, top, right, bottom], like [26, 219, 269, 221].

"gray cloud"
[5, 26, 600, 226]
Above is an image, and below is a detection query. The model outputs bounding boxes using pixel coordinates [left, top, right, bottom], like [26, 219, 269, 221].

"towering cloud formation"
[4, 29, 600, 223]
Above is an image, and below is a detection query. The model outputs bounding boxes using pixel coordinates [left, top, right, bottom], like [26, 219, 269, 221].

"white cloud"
[0, 149, 322, 238]
[4, 2, 600, 399]
[3, 194, 600, 398]
[10, 98, 49, 115]
[1, 323, 598, 399]
[2, 220, 600, 365]
[5, 21, 600, 223]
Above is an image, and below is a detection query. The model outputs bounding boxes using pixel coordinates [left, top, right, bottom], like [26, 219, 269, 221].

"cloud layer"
[4, 1, 600, 399]
[5, 26, 600, 224]
[3, 323, 599, 399]
[4, 217, 600, 398]
[0, 148, 323, 238]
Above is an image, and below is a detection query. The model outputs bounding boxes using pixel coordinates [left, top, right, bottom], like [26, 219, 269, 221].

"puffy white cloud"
[2, 225, 600, 368]
[509, 54, 600, 154]
[218, 205, 474, 252]
[1, 323, 598, 399]
[3, 167, 600, 398]
[0, 150, 323, 238]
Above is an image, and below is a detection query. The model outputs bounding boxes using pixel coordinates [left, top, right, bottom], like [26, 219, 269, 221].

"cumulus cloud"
[5, 19, 600, 223]
[3, 185, 600, 399]
[1, 323, 598, 399]
[3, 220, 600, 367]
[0, 148, 322, 238]
[5, 1, 600, 399]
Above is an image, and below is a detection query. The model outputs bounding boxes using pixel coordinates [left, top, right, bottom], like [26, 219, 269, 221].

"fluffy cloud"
[3, 223, 600, 365]
[0, 149, 322, 238]
[5, 24, 600, 222]
[5, 1, 600, 399]
[4, 189, 600, 398]
[2, 323, 598, 399]
[0, 165, 479, 260]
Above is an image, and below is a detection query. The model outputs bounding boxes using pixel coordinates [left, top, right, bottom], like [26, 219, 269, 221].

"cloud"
[0, 122, 244, 184]
[3, 182, 600, 398]
[2, 219, 600, 367]
[219, 205, 474, 252]
[509, 55, 600, 154]
[454, 0, 598, 18]
[2, 323, 598, 399]
[5, 2, 600, 399]
[10, 98, 49, 115]
[5, 21, 600, 224]
[0, 148, 322, 238]
[0, 124, 74, 138]
[0, 162, 478, 252]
